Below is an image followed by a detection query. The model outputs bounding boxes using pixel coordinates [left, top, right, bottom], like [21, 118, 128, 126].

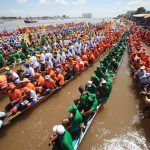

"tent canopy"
[132, 14, 147, 17]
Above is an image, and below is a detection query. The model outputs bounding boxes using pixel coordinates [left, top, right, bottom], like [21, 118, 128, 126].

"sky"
[0, 0, 150, 18]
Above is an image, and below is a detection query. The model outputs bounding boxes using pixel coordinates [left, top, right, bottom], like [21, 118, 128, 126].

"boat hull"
[24, 20, 37, 23]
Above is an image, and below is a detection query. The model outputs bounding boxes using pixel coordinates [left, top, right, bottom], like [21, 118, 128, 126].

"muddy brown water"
[0, 48, 150, 150]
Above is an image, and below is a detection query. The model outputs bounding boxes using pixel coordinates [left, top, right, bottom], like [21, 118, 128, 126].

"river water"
[0, 20, 150, 149]
[0, 18, 102, 32]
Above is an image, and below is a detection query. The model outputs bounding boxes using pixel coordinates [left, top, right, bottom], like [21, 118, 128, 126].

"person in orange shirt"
[45, 66, 57, 80]
[79, 60, 84, 71]
[41, 75, 56, 95]
[89, 52, 96, 64]
[34, 73, 44, 86]
[82, 52, 88, 61]
[5, 84, 22, 113]
[83, 60, 89, 68]
[20, 78, 36, 91]
[55, 69, 65, 87]
[73, 62, 80, 75]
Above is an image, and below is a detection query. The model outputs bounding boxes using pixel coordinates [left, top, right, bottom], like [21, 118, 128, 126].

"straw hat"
[21, 78, 30, 83]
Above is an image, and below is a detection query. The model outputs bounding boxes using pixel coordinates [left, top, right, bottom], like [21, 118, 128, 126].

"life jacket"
[0, 75, 8, 89]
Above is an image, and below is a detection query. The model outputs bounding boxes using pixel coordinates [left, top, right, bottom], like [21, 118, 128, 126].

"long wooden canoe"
[72, 46, 125, 150]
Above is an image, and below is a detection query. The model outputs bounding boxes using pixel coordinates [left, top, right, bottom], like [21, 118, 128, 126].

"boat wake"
[92, 129, 149, 150]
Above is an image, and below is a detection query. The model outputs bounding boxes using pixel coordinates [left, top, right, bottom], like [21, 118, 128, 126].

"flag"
[25, 27, 30, 33]
[24, 32, 31, 45]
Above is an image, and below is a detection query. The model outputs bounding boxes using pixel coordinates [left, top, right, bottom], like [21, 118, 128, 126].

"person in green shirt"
[111, 58, 119, 71]
[81, 92, 98, 126]
[21, 39, 28, 56]
[20, 52, 26, 60]
[94, 66, 104, 79]
[0, 52, 5, 68]
[74, 86, 88, 111]
[99, 80, 111, 103]
[103, 74, 113, 92]
[86, 80, 97, 94]
[63, 105, 82, 138]
[49, 125, 74, 150]
[41, 35, 46, 45]
[91, 74, 100, 87]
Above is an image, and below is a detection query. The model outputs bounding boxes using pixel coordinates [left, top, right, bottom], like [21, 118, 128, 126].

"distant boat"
[24, 19, 37, 23]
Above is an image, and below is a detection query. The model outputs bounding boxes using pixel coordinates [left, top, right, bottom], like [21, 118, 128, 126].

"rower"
[62, 105, 82, 138]
[94, 66, 105, 80]
[91, 74, 100, 87]
[103, 74, 113, 92]
[40, 50, 46, 71]
[55, 69, 65, 87]
[0, 112, 6, 128]
[45, 66, 57, 80]
[134, 66, 146, 81]
[20, 78, 35, 91]
[5, 70, 20, 84]
[98, 80, 111, 103]
[40, 75, 56, 95]
[34, 73, 44, 87]
[23, 87, 38, 107]
[5, 84, 22, 113]
[23, 64, 35, 78]
[85, 80, 97, 94]
[49, 124, 74, 150]
[80, 92, 98, 124]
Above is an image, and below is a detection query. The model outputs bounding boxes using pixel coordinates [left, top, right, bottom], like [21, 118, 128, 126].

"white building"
[82, 13, 92, 18]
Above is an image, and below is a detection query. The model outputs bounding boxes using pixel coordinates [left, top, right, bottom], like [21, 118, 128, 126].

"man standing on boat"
[21, 38, 28, 56]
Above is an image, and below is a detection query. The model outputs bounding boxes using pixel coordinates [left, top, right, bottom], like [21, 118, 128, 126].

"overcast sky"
[0, 0, 150, 17]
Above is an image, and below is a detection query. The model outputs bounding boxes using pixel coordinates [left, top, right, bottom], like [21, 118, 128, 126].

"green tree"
[135, 7, 146, 14]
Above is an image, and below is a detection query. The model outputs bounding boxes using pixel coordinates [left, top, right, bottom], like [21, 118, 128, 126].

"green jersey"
[87, 83, 97, 94]
[69, 109, 82, 132]
[59, 130, 74, 150]
[91, 74, 100, 87]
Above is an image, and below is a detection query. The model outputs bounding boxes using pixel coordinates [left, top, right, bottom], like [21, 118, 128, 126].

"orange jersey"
[90, 54, 96, 63]
[49, 70, 57, 80]
[82, 54, 88, 61]
[57, 74, 64, 86]
[8, 89, 22, 102]
[37, 75, 45, 86]
[43, 79, 56, 89]
[26, 82, 36, 91]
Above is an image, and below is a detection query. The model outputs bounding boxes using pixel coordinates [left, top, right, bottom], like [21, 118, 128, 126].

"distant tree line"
[0, 16, 22, 20]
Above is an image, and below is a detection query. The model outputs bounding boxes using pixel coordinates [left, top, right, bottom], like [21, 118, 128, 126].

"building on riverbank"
[82, 13, 92, 18]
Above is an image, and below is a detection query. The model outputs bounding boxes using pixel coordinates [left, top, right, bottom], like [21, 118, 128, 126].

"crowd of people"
[128, 25, 150, 97]
[48, 31, 128, 150]
[0, 22, 85, 68]
[0, 21, 125, 128]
